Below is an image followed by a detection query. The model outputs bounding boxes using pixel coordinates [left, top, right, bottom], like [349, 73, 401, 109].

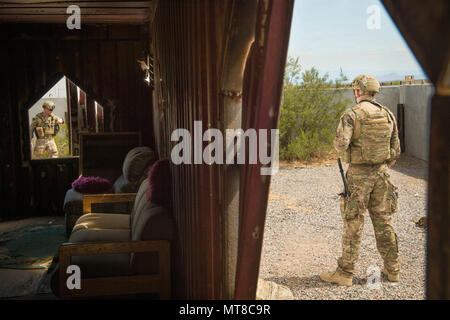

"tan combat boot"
[382, 267, 399, 282]
[320, 269, 353, 287]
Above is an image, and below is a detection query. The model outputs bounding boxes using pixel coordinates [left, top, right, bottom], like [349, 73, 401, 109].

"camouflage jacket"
[334, 97, 401, 166]
[30, 112, 62, 139]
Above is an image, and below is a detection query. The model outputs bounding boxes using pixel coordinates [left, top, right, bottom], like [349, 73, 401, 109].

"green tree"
[279, 57, 351, 161]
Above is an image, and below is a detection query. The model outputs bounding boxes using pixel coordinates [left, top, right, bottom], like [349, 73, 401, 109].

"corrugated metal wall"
[152, 0, 229, 299]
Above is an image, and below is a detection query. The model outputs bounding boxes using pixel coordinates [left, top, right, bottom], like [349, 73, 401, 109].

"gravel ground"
[259, 155, 427, 300]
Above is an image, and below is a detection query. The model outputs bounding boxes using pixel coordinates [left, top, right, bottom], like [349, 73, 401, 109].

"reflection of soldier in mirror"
[30, 101, 64, 159]
[320, 75, 401, 286]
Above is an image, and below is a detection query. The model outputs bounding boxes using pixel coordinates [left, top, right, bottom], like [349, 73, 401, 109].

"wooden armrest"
[59, 240, 169, 257]
[82, 193, 136, 214]
[58, 240, 171, 299]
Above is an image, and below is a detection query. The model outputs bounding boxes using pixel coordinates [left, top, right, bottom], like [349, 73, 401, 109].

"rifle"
[338, 157, 350, 198]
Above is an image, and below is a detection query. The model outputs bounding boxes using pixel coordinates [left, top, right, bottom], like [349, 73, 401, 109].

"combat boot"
[320, 269, 353, 287]
[382, 267, 399, 282]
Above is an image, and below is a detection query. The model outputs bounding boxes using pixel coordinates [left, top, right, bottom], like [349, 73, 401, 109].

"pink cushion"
[146, 159, 171, 206]
[72, 176, 112, 193]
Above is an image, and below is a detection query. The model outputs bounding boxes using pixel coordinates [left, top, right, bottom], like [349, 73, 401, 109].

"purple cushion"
[72, 176, 112, 194]
[146, 159, 171, 206]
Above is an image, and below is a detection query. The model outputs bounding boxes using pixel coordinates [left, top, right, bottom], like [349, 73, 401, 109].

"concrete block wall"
[402, 85, 434, 161]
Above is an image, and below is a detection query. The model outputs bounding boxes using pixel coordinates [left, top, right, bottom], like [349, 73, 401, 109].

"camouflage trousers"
[338, 163, 400, 276]
[33, 137, 58, 159]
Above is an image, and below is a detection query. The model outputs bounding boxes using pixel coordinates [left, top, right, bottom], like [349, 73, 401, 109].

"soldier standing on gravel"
[320, 74, 401, 286]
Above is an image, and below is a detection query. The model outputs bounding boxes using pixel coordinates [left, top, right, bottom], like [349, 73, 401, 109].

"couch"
[53, 160, 174, 299]
[63, 146, 156, 235]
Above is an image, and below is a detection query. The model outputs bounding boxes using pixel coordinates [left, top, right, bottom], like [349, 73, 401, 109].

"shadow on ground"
[266, 275, 375, 292]
[391, 155, 428, 180]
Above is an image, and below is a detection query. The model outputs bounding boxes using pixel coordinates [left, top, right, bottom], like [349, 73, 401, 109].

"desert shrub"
[279, 57, 351, 161]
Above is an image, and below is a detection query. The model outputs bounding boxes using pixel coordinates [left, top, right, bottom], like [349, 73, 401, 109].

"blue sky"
[287, 0, 426, 81]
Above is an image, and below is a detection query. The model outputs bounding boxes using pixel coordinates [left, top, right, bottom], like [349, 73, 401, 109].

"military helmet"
[43, 100, 55, 111]
[351, 74, 380, 94]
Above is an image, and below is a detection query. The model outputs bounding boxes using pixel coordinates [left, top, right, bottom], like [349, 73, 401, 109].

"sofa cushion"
[64, 187, 132, 219]
[130, 178, 151, 230]
[131, 205, 174, 274]
[63, 188, 84, 215]
[146, 159, 171, 206]
[122, 147, 156, 184]
[113, 175, 139, 193]
[69, 228, 133, 277]
[72, 213, 131, 233]
[69, 228, 130, 243]
[72, 176, 113, 193]
[131, 205, 174, 242]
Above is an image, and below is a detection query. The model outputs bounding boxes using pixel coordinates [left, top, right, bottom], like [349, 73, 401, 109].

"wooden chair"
[57, 181, 173, 299]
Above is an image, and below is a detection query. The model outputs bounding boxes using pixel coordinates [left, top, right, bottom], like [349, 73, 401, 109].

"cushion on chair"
[69, 177, 151, 236]
[129, 160, 174, 274]
[146, 159, 171, 206]
[132, 205, 174, 242]
[64, 187, 132, 217]
[68, 228, 133, 278]
[72, 176, 113, 193]
[69, 228, 131, 243]
[64, 184, 129, 235]
[113, 174, 139, 193]
[113, 146, 155, 194]
[122, 147, 156, 184]
[63, 188, 84, 216]
[130, 178, 151, 230]
[130, 204, 174, 274]
[71, 213, 131, 233]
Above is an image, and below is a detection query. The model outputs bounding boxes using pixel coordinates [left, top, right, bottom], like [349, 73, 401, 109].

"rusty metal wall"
[152, 0, 228, 299]
[382, 0, 450, 299]
[235, 0, 294, 299]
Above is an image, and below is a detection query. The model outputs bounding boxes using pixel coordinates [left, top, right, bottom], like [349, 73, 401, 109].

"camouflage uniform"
[334, 95, 401, 277]
[30, 111, 62, 159]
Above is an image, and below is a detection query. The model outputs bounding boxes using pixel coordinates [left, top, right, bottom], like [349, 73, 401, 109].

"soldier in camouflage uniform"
[320, 75, 401, 286]
[30, 101, 64, 159]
